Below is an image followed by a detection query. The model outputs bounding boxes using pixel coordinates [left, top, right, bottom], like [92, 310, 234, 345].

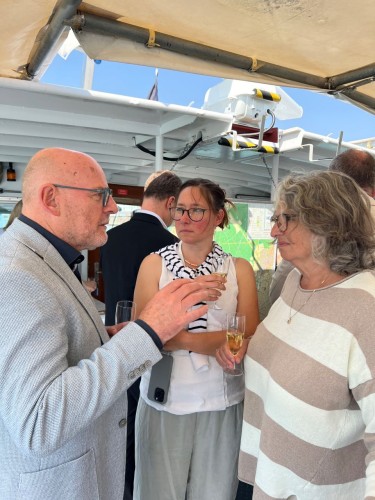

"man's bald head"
[329, 149, 375, 193]
[22, 148, 102, 205]
[20, 148, 117, 251]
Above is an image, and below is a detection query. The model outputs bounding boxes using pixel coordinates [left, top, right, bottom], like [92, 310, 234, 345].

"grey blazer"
[0, 220, 161, 500]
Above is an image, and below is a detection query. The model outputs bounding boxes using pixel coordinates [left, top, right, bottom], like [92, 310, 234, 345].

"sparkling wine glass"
[115, 300, 136, 325]
[207, 255, 230, 310]
[224, 313, 245, 376]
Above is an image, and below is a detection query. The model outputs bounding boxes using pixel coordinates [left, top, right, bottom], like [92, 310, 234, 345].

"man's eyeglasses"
[53, 184, 113, 207]
[270, 213, 297, 232]
[169, 207, 209, 222]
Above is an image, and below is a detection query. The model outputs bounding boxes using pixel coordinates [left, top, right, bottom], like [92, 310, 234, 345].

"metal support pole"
[83, 56, 95, 90]
[155, 135, 164, 171]
[336, 131, 344, 156]
[256, 115, 266, 151]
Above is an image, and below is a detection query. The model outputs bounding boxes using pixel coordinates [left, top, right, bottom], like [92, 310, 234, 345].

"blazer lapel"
[11, 220, 109, 345]
[45, 245, 109, 345]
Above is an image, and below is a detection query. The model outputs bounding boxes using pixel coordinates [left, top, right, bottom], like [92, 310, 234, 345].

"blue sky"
[42, 50, 375, 142]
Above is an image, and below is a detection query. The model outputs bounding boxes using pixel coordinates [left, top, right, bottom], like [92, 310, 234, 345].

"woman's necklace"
[183, 257, 200, 268]
[287, 276, 329, 324]
[182, 243, 214, 270]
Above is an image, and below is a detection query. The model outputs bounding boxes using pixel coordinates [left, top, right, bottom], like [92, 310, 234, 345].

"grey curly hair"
[275, 170, 375, 275]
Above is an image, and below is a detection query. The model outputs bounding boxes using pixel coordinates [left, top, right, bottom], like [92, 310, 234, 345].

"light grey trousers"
[134, 398, 243, 500]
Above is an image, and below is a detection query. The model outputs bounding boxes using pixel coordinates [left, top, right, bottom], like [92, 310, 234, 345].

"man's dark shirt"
[19, 214, 84, 277]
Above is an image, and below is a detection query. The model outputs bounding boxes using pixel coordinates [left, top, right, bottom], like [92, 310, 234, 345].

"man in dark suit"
[101, 170, 181, 500]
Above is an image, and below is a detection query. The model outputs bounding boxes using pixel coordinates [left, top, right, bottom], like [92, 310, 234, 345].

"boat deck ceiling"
[0, 0, 374, 114]
[1, 78, 371, 200]
[0, 0, 374, 200]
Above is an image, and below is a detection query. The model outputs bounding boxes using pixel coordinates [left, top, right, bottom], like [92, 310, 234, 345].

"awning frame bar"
[68, 12, 375, 112]
[22, 2, 375, 113]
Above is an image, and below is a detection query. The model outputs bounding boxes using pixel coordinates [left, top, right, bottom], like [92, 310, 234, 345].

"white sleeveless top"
[139, 243, 244, 415]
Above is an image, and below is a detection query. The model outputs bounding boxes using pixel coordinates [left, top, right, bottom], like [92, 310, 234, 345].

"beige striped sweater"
[239, 269, 375, 499]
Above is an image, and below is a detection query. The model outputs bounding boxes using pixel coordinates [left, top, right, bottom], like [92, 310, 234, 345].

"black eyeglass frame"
[270, 213, 298, 232]
[169, 206, 210, 222]
[53, 184, 113, 207]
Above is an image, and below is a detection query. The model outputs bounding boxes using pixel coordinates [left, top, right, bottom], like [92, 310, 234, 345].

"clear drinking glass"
[207, 256, 230, 310]
[224, 313, 245, 376]
[115, 300, 136, 325]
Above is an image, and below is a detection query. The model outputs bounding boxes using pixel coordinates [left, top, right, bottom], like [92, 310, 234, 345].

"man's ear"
[40, 184, 60, 215]
[166, 196, 175, 208]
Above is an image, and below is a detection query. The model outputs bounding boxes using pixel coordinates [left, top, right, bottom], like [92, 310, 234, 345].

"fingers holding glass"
[224, 313, 245, 376]
[207, 256, 230, 309]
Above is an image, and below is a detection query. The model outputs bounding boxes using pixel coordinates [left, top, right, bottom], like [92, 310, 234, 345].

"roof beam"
[25, 0, 82, 79]
[69, 13, 325, 89]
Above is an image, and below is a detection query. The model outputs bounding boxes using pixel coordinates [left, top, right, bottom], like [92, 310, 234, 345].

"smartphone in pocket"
[147, 352, 173, 405]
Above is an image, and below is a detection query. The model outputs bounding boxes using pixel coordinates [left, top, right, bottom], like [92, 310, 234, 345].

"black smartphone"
[147, 352, 173, 405]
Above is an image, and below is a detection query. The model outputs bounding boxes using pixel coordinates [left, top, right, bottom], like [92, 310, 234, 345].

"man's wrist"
[134, 319, 163, 349]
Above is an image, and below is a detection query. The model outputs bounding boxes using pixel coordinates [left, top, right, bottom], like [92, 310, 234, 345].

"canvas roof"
[0, 0, 374, 113]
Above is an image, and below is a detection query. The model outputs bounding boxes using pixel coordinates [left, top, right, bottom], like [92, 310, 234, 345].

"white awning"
[0, 0, 374, 113]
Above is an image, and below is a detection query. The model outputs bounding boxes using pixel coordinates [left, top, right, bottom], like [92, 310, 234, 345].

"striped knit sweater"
[239, 269, 375, 499]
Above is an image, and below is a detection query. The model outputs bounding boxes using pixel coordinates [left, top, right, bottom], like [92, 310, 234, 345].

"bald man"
[0, 148, 218, 500]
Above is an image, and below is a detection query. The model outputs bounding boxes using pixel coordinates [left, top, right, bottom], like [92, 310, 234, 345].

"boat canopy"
[0, 0, 374, 114]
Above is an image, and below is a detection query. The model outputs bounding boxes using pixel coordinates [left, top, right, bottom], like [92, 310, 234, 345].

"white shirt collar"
[137, 209, 168, 229]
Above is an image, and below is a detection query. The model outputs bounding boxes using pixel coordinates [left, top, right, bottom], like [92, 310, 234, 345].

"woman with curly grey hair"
[216, 170, 375, 499]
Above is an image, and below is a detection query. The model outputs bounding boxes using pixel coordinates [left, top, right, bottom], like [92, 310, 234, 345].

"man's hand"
[106, 323, 127, 337]
[138, 278, 219, 344]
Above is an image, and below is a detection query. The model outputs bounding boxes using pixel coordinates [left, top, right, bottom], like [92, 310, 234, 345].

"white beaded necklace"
[287, 276, 328, 324]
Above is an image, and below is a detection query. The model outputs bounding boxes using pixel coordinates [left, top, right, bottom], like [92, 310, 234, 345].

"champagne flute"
[225, 313, 245, 376]
[207, 255, 230, 310]
[115, 300, 136, 325]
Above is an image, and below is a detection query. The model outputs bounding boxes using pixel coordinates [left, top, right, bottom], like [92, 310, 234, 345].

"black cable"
[266, 108, 276, 129]
[135, 136, 203, 161]
[262, 156, 277, 189]
[234, 194, 269, 199]
[0, 188, 22, 194]
[234, 109, 276, 138]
